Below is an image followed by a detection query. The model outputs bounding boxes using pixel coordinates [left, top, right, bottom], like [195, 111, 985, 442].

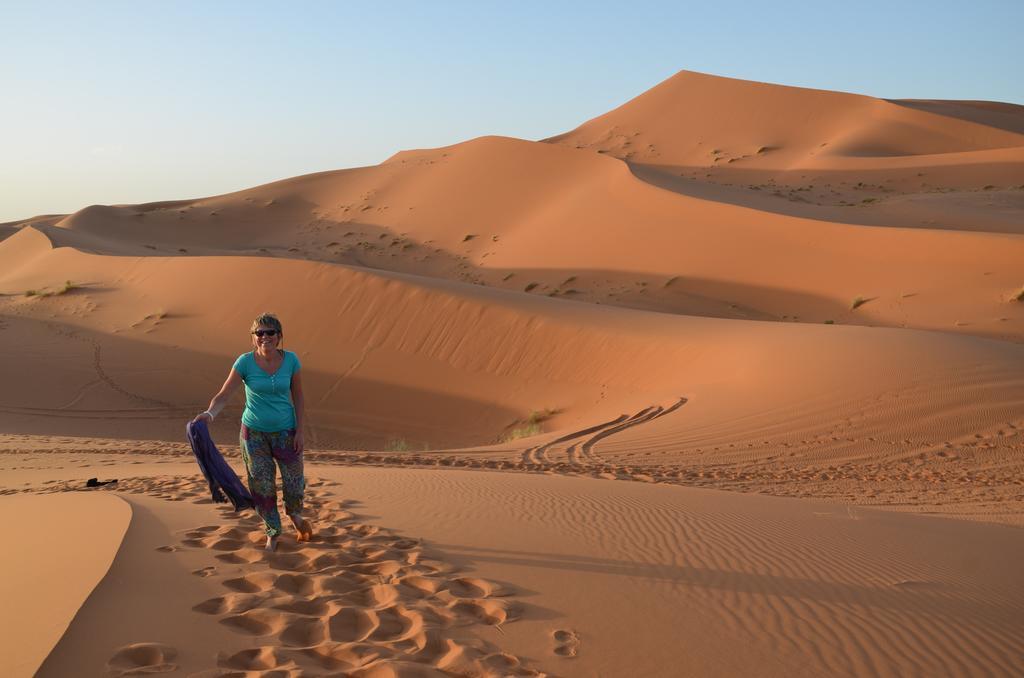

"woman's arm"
[193, 368, 243, 423]
[290, 368, 305, 454]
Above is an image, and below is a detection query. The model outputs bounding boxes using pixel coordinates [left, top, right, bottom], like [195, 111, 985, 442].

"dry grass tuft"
[501, 409, 560, 442]
[385, 438, 410, 452]
[25, 280, 78, 298]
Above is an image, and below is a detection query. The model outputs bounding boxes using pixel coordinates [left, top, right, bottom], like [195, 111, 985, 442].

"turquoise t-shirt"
[232, 350, 301, 432]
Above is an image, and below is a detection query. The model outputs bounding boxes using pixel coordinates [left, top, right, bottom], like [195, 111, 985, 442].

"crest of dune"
[545, 69, 1024, 163]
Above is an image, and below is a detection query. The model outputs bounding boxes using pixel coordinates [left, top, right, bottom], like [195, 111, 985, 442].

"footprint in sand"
[553, 629, 581, 657]
[219, 608, 286, 636]
[222, 572, 276, 593]
[193, 592, 264, 615]
[450, 598, 518, 626]
[215, 549, 263, 565]
[447, 576, 506, 599]
[218, 645, 291, 672]
[280, 615, 328, 647]
[107, 642, 178, 676]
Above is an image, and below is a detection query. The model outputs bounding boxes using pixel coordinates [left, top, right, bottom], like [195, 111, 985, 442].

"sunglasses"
[253, 329, 278, 337]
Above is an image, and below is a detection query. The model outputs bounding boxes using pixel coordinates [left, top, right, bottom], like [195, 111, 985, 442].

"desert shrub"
[24, 280, 77, 297]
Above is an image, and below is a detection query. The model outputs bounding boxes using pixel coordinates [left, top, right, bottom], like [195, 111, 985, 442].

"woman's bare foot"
[289, 513, 313, 542]
[265, 535, 279, 552]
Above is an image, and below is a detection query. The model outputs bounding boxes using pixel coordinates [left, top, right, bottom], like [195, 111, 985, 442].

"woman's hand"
[294, 430, 305, 455]
[192, 412, 212, 424]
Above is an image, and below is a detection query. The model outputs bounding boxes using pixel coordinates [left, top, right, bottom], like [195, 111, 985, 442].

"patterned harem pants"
[239, 424, 305, 536]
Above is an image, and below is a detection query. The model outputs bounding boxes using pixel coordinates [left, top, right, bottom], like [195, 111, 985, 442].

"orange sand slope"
[8, 458, 1023, 678]
[6, 72, 1023, 340]
[2, 222, 1023, 524]
[0, 493, 130, 678]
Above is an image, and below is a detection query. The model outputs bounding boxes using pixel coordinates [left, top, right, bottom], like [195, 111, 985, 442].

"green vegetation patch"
[25, 280, 78, 298]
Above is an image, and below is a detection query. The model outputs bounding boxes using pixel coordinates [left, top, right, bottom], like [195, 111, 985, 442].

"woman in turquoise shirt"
[193, 312, 311, 551]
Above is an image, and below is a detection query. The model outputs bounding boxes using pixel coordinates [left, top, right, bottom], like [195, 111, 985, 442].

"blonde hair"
[250, 313, 283, 339]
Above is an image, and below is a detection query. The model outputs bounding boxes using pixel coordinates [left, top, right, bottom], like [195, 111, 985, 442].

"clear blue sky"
[2, 1, 1021, 222]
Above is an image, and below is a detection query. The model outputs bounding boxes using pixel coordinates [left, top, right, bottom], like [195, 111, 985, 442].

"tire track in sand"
[522, 398, 687, 468]
[521, 414, 629, 465]
[571, 397, 688, 465]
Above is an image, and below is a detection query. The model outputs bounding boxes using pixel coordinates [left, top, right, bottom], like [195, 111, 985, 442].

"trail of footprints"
[95, 476, 564, 677]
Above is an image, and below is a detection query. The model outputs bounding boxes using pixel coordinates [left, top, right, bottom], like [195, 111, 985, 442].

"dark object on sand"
[86, 477, 118, 488]
[186, 419, 255, 511]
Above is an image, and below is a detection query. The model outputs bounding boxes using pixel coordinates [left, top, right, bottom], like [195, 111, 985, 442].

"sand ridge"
[0, 493, 130, 678]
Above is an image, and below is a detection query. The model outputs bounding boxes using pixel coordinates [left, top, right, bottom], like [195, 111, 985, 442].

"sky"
[2, 1, 1022, 222]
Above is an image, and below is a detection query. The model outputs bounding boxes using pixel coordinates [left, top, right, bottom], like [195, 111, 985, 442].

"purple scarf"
[185, 419, 254, 511]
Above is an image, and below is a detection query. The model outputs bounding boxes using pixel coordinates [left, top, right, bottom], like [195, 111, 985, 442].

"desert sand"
[2, 70, 1023, 676]
[0, 493, 130, 677]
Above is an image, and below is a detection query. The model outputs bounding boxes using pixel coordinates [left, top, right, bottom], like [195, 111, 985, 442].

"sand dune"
[3, 70, 1024, 676]
[546, 70, 1024, 174]
[4, 457, 1021, 677]
[0, 493, 130, 678]
[2, 224, 1022, 476]
[6, 76, 1023, 338]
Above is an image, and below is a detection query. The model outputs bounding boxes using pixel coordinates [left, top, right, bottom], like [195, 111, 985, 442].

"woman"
[192, 313, 311, 551]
